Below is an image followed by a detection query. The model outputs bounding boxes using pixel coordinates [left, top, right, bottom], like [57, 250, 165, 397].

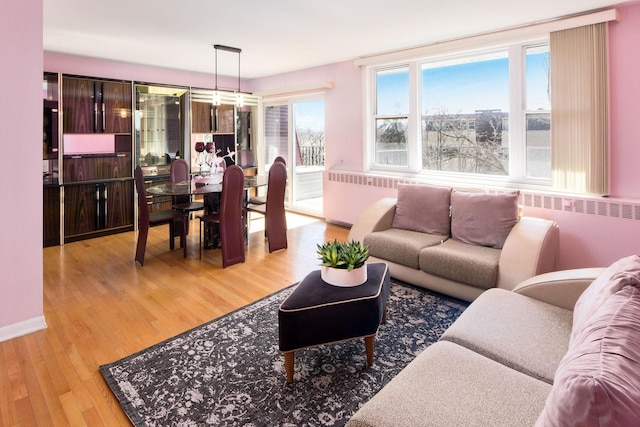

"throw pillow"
[391, 184, 452, 235]
[570, 254, 640, 345]
[450, 190, 519, 249]
[535, 285, 640, 427]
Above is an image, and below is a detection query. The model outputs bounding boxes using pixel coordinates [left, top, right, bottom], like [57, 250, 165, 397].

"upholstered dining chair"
[134, 166, 186, 266]
[198, 165, 246, 267]
[170, 159, 204, 234]
[247, 161, 288, 253]
[248, 155, 286, 206]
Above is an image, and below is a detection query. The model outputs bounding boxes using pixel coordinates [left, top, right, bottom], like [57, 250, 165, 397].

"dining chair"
[248, 156, 286, 206]
[170, 159, 204, 234]
[134, 166, 187, 266]
[247, 161, 288, 253]
[198, 165, 246, 267]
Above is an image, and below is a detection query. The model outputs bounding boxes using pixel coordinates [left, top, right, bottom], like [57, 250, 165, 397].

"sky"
[376, 49, 550, 116]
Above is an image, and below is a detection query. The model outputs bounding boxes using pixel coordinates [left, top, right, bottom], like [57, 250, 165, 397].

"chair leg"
[135, 227, 149, 266]
[181, 217, 187, 258]
[169, 221, 175, 250]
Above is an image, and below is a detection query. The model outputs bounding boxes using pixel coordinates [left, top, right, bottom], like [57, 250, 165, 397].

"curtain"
[550, 23, 608, 195]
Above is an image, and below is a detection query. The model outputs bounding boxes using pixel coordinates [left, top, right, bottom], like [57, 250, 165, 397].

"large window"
[370, 42, 551, 185]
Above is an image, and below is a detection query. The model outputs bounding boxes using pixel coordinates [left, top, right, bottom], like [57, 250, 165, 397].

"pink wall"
[0, 0, 46, 337]
[608, 2, 640, 199]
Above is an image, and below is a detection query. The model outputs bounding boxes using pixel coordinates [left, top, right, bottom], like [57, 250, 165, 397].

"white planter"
[321, 265, 368, 287]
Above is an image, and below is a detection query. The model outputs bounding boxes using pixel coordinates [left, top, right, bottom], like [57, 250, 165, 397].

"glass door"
[263, 99, 325, 217]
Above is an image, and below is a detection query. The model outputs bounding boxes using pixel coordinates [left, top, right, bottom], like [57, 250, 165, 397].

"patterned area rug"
[100, 280, 468, 426]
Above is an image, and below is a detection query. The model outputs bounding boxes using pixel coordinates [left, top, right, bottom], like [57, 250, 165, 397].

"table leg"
[284, 351, 295, 383]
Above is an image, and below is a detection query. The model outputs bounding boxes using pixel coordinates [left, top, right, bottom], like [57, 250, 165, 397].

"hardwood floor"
[1, 213, 349, 426]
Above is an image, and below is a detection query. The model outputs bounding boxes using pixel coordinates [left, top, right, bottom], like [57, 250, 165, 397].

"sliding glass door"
[263, 98, 324, 217]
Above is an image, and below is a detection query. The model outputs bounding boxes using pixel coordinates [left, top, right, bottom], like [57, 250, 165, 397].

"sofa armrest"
[347, 198, 397, 244]
[512, 268, 606, 310]
[497, 217, 560, 291]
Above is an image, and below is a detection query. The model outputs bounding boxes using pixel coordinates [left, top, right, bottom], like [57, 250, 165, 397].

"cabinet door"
[63, 154, 132, 182]
[192, 101, 213, 133]
[216, 104, 235, 133]
[105, 181, 133, 229]
[103, 81, 132, 133]
[44, 186, 61, 247]
[64, 183, 99, 237]
[63, 77, 96, 133]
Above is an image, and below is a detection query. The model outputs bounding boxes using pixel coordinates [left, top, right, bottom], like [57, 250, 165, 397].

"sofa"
[347, 255, 640, 426]
[348, 184, 560, 301]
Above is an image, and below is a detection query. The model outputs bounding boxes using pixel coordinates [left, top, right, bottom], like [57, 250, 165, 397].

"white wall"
[0, 0, 46, 340]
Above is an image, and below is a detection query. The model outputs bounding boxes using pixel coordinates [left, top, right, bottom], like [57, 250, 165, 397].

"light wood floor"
[1, 213, 349, 426]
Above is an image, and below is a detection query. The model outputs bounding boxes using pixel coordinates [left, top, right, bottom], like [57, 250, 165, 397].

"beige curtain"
[550, 23, 608, 195]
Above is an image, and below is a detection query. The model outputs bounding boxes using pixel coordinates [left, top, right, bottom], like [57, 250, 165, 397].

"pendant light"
[213, 44, 242, 107]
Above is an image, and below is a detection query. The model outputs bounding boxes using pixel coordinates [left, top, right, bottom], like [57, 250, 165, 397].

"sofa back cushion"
[535, 285, 640, 427]
[450, 191, 519, 249]
[391, 184, 452, 235]
[571, 254, 640, 345]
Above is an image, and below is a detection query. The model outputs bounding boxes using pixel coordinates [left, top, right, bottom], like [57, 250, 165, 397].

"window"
[421, 52, 510, 175]
[525, 45, 551, 179]
[369, 42, 551, 186]
[374, 67, 409, 166]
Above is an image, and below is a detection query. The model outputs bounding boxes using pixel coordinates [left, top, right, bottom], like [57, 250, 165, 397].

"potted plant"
[316, 239, 370, 287]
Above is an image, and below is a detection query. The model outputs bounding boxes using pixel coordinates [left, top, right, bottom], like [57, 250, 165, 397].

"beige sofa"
[348, 255, 640, 426]
[348, 190, 560, 302]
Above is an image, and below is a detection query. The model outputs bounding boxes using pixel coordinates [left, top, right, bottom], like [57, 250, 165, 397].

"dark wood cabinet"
[44, 186, 61, 247]
[191, 102, 234, 134]
[192, 101, 213, 133]
[63, 77, 131, 134]
[63, 153, 134, 242]
[63, 153, 131, 182]
[63, 179, 133, 242]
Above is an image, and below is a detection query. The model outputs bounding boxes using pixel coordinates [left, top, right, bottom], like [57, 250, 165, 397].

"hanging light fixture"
[213, 44, 242, 107]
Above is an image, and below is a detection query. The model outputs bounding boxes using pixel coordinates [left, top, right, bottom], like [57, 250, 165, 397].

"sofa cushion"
[347, 341, 551, 427]
[365, 228, 447, 270]
[450, 190, 519, 249]
[419, 239, 501, 289]
[535, 285, 640, 427]
[391, 184, 452, 235]
[571, 254, 640, 345]
[440, 288, 573, 383]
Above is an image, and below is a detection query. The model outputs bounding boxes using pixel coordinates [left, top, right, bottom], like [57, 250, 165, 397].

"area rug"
[100, 280, 468, 426]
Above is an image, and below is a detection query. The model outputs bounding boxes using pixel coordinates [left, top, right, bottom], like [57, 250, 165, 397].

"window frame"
[365, 38, 551, 190]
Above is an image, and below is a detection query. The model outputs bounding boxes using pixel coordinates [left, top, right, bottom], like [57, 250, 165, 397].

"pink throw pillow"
[450, 191, 519, 249]
[571, 254, 640, 345]
[535, 286, 640, 427]
[391, 184, 452, 235]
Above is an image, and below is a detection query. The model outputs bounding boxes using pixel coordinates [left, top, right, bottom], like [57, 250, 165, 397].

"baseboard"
[0, 316, 47, 343]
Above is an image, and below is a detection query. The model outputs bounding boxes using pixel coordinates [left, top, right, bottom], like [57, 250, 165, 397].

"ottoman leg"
[365, 335, 375, 366]
[284, 351, 295, 383]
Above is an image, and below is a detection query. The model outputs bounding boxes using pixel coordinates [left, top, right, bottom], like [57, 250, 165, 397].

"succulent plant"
[316, 239, 369, 271]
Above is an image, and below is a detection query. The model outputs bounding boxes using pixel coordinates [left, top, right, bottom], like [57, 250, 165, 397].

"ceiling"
[43, 0, 627, 80]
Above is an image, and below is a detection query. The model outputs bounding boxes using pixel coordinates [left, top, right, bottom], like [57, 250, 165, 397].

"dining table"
[146, 174, 267, 249]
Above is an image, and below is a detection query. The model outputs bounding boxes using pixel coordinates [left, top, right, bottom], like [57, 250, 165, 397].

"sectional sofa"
[348, 184, 560, 301]
[347, 255, 640, 426]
